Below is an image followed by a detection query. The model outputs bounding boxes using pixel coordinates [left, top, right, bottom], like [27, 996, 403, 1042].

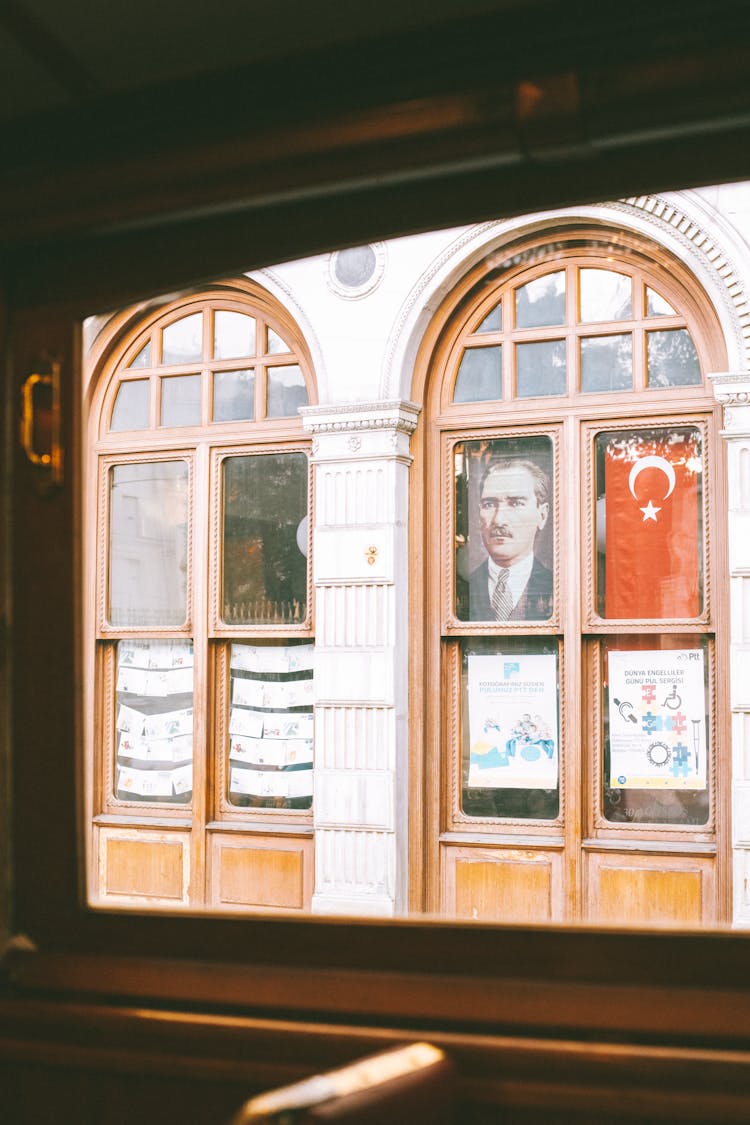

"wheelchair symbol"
[662, 684, 682, 710]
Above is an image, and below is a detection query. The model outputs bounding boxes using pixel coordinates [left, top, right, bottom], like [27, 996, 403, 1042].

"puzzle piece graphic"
[642, 710, 662, 733]
[641, 684, 657, 704]
[670, 743, 689, 778]
[665, 712, 686, 734]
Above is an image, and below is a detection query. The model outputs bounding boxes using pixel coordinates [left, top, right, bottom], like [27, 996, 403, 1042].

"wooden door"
[413, 230, 731, 926]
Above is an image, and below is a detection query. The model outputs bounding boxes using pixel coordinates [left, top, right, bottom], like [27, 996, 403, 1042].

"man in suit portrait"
[457, 456, 553, 621]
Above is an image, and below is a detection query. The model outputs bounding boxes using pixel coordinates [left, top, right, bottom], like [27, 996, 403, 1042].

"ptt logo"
[503, 662, 520, 679]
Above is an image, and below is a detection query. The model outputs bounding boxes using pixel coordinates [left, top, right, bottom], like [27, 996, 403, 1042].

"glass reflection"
[475, 304, 502, 333]
[580, 269, 632, 322]
[162, 313, 203, 364]
[111, 379, 150, 431]
[267, 327, 290, 354]
[516, 339, 566, 397]
[161, 374, 202, 427]
[647, 329, 701, 387]
[267, 364, 308, 417]
[213, 369, 255, 422]
[109, 460, 189, 626]
[222, 452, 308, 624]
[128, 341, 151, 369]
[115, 639, 194, 805]
[214, 311, 255, 359]
[453, 345, 501, 403]
[580, 334, 632, 393]
[515, 270, 565, 328]
[646, 287, 676, 316]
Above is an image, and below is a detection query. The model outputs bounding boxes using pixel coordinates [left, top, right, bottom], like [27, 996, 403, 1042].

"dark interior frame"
[4, 7, 750, 1117]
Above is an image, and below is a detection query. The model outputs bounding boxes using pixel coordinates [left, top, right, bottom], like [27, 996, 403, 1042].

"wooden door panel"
[585, 851, 716, 926]
[442, 845, 564, 922]
[208, 833, 313, 912]
[96, 826, 191, 905]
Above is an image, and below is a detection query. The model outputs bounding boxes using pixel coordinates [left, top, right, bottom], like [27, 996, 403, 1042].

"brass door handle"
[19, 362, 63, 486]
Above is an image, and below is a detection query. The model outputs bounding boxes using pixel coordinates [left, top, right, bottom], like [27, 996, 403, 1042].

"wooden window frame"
[85, 284, 317, 910]
[413, 230, 730, 923]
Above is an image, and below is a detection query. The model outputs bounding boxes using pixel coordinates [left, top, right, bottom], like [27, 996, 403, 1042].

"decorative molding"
[613, 195, 750, 366]
[709, 371, 750, 408]
[383, 221, 502, 396]
[300, 400, 420, 435]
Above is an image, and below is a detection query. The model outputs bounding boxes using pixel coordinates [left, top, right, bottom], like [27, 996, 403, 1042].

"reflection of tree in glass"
[600, 428, 702, 473]
[581, 334, 632, 393]
[223, 453, 308, 624]
[647, 328, 701, 387]
[515, 271, 565, 328]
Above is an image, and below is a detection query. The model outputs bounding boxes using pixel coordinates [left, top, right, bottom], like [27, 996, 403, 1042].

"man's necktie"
[491, 568, 513, 620]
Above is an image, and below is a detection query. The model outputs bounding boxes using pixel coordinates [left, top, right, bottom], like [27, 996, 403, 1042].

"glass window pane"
[453, 346, 501, 403]
[213, 368, 255, 422]
[115, 639, 193, 805]
[516, 339, 566, 397]
[454, 436, 553, 623]
[222, 452, 308, 625]
[127, 341, 151, 369]
[580, 334, 633, 393]
[214, 311, 256, 359]
[601, 636, 709, 825]
[161, 374, 201, 427]
[515, 270, 565, 328]
[460, 637, 560, 821]
[266, 327, 290, 354]
[228, 641, 314, 810]
[108, 461, 189, 626]
[475, 303, 502, 333]
[267, 364, 308, 417]
[595, 426, 703, 619]
[647, 329, 702, 387]
[646, 286, 676, 316]
[110, 379, 150, 431]
[161, 313, 202, 364]
[580, 269, 632, 322]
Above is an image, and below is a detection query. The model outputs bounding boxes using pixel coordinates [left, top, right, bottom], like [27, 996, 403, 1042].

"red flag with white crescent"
[603, 430, 702, 619]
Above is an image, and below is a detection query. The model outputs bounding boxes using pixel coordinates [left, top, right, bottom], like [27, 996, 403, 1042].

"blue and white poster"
[467, 653, 559, 789]
[608, 649, 706, 789]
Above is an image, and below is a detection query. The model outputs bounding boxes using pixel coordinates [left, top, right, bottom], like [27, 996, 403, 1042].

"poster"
[230, 642, 314, 674]
[467, 653, 558, 789]
[608, 649, 706, 789]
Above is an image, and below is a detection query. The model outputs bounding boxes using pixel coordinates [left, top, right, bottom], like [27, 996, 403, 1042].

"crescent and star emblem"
[628, 455, 676, 522]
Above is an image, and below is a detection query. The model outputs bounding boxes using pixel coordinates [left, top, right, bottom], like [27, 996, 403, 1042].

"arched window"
[86, 281, 317, 912]
[416, 229, 729, 926]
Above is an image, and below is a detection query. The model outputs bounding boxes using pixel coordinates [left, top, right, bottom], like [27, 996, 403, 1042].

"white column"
[710, 372, 750, 925]
[301, 400, 419, 915]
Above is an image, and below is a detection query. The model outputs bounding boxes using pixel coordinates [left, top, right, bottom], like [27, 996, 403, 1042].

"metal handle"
[20, 362, 63, 485]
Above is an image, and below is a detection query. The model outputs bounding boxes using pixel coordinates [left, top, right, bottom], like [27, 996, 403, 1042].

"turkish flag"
[603, 431, 701, 619]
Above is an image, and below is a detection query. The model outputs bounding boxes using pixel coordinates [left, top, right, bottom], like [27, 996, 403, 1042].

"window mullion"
[190, 441, 211, 904]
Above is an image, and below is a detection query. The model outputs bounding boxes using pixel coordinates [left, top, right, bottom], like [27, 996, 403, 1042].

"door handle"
[20, 361, 63, 488]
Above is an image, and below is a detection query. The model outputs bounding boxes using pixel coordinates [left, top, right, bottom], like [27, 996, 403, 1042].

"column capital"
[300, 400, 420, 464]
[708, 372, 750, 436]
[300, 399, 420, 434]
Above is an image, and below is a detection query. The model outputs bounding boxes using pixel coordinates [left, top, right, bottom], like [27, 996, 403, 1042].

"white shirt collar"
[487, 553, 534, 609]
